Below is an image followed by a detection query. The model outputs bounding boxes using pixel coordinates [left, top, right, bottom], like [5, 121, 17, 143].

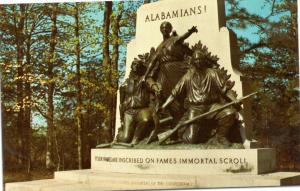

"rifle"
[146, 88, 172, 144]
[96, 142, 134, 148]
[146, 116, 173, 144]
[158, 92, 258, 145]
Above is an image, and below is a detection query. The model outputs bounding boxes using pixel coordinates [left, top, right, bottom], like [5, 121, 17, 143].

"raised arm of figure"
[176, 26, 198, 44]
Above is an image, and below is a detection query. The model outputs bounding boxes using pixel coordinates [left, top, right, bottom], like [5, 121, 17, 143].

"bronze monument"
[113, 21, 255, 147]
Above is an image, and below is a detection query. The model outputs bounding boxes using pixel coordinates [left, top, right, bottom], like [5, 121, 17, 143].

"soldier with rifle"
[159, 49, 241, 146]
[118, 60, 160, 145]
[142, 22, 198, 122]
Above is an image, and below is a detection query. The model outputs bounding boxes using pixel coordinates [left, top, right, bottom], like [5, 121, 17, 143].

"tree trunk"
[75, 3, 83, 170]
[24, 32, 32, 174]
[14, 4, 26, 167]
[102, 1, 113, 141]
[46, 4, 58, 170]
[111, 2, 123, 137]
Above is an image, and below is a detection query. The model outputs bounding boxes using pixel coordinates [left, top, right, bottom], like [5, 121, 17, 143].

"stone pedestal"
[6, 148, 300, 191]
[91, 148, 276, 175]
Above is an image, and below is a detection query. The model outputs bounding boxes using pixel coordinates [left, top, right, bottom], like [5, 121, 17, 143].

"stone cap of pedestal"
[91, 148, 276, 175]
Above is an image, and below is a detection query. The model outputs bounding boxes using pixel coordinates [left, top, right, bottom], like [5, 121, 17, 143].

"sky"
[226, 0, 287, 43]
[230, 0, 267, 43]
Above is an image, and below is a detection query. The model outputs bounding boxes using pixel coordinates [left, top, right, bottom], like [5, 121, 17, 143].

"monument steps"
[6, 169, 300, 191]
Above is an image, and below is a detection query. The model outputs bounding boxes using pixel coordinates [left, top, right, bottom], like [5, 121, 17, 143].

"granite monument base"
[6, 148, 300, 191]
[91, 148, 276, 175]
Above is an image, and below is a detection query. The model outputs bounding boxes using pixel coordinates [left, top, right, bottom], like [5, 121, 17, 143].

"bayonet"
[158, 92, 258, 145]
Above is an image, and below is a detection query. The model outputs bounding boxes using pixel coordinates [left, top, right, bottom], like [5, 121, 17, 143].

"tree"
[0, 4, 41, 172]
[226, 0, 299, 169]
[15, 4, 27, 167]
[110, 2, 124, 138]
[1, 1, 143, 175]
[45, 3, 58, 170]
[74, 2, 84, 170]
[101, 1, 113, 141]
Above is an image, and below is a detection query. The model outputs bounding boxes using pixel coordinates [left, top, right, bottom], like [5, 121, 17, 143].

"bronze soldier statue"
[143, 21, 197, 94]
[118, 60, 159, 145]
[143, 22, 198, 119]
[160, 50, 239, 146]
